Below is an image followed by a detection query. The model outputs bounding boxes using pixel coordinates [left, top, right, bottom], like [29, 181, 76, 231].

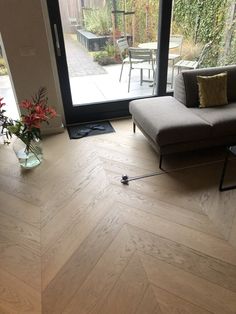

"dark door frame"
[46, 0, 173, 125]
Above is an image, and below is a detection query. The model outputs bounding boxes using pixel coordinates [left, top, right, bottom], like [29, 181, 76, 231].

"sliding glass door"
[167, 0, 236, 92]
[46, 0, 172, 124]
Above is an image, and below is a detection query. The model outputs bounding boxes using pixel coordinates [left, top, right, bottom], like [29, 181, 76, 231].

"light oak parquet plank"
[95, 135, 158, 164]
[101, 144, 221, 191]
[118, 202, 236, 265]
[135, 286, 162, 314]
[37, 133, 83, 176]
[0, 269, 41, 314]
[112, 121, 235, 244]
[42, 206, 124, 313]
[63, 227, 136, 314]
[105, 122, 235, 241]
[97, 132, 156, 152]
[105, 162, 223, 227]
[0, 212, 40, 256]
[152, 285, 212, 314]
[97, 144, 160, 172]
[0, 160, 26, 182]
[0, 190, 40, 228]
[38, 140, 98, 187]
[0, 144, 18, 164]
[41, 188, 114, 290]
[101, 155, 161, 180]
[40, 160, 106, 227]
[106, 170, 205, 214]
[98, 253, 148, 314]
[41, 180, 112, 254]
[128, 225, 236, 292]
[110, 119, 134, 132]
[0, 235, 41, 291]
[111, 184, 223, 239]
[140, 253, 236, 314]
[202, 187, 236, 240]
[0, 174, 43, 208]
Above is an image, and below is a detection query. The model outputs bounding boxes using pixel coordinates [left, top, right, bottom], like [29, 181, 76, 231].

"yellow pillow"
[197, 72, 228, 108]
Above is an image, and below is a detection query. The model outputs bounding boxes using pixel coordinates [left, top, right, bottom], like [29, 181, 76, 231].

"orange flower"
[34, 105, 48, 121]
[0, 97, 6, 109]
[47, 107, 57, 118]
[20, 100, 33, 110]
[3, 88, 57, 146]
[22, 113, 41, 129]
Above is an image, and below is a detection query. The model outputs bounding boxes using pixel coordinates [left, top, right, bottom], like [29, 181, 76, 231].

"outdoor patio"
[0, 75, 18, 120]
[64, 34, 174, 105]
[0, 33, 175, 120]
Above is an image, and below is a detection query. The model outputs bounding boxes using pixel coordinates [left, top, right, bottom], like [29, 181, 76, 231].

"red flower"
[0, 97, 6, 109]
[22, 113, 41, 129]
[20, 100, 33, 110]
[1, 88, 57, 145]
[34, 105, 48, 121]
[46, 107, 57, 118]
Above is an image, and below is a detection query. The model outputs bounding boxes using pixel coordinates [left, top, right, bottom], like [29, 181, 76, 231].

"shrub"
[84, 7, 112, 36]
[93, 42, 119, 66]
[93, 51, 117, 65]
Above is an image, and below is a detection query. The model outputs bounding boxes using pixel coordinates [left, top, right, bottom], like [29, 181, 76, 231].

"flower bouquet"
[1, 87, 57, 169]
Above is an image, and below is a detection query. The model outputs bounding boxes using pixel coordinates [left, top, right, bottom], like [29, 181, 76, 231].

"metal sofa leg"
[133, 122, 136, 133]
[159, 154, 163, 170]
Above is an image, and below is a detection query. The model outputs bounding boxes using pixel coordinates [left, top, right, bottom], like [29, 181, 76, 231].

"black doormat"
[67, 121, 115, 139]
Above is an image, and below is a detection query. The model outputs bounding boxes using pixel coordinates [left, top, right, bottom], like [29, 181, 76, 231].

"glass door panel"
[167, 0, 236, 92]
[0, 39, 19, 120]
[58, 0, 159, 106]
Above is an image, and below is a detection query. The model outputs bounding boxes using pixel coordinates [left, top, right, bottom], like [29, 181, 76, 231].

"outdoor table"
[137, 41, 181, 87]
[138, 41, 179, 50]
[136, 41, 179, 86]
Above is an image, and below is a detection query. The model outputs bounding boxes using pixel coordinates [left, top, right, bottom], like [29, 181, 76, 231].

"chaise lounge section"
[129, 65, 236, 167]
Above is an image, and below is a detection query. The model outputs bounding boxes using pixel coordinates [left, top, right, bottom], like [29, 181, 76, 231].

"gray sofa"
[129, 65, 236, 167]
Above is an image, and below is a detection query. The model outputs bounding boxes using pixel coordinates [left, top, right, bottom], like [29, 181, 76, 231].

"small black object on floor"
[67, 121, 115, 139]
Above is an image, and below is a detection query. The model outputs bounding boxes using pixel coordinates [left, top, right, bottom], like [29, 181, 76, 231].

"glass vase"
[13, 137, 43, 169]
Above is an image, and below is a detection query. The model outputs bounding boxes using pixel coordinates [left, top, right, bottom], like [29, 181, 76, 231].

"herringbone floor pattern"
[1, 119, 236, 313]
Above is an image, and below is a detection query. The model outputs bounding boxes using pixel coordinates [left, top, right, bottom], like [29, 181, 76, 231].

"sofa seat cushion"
[129, 97, 212, 146]
[191, 102, 236, 136]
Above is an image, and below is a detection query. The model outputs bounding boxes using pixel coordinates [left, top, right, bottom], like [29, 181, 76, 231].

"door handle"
[53, 24, 61, 57]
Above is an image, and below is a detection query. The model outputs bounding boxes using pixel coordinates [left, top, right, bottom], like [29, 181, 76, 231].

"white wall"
[0, 0, 64, 133]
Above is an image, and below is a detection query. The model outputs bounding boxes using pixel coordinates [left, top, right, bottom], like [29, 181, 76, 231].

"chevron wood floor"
[1, 119, 236, 313]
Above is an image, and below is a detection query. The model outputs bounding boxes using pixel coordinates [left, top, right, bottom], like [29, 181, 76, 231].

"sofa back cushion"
[174, 65, 236, 108]
[197, 72, 228, 107]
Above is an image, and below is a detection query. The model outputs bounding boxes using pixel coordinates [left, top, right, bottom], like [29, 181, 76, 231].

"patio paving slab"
[64, 33, 176, 105]
[70, 64, 154, 105]
[64, 34, 106, 77]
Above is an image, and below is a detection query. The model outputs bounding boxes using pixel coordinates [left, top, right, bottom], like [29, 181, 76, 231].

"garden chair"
[128, 48, 155, 93]
[174, 41, 212, 74]
[116, 38, 130, 82]
[168, 35, 184, 87]
[117, 38, 146, 82]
